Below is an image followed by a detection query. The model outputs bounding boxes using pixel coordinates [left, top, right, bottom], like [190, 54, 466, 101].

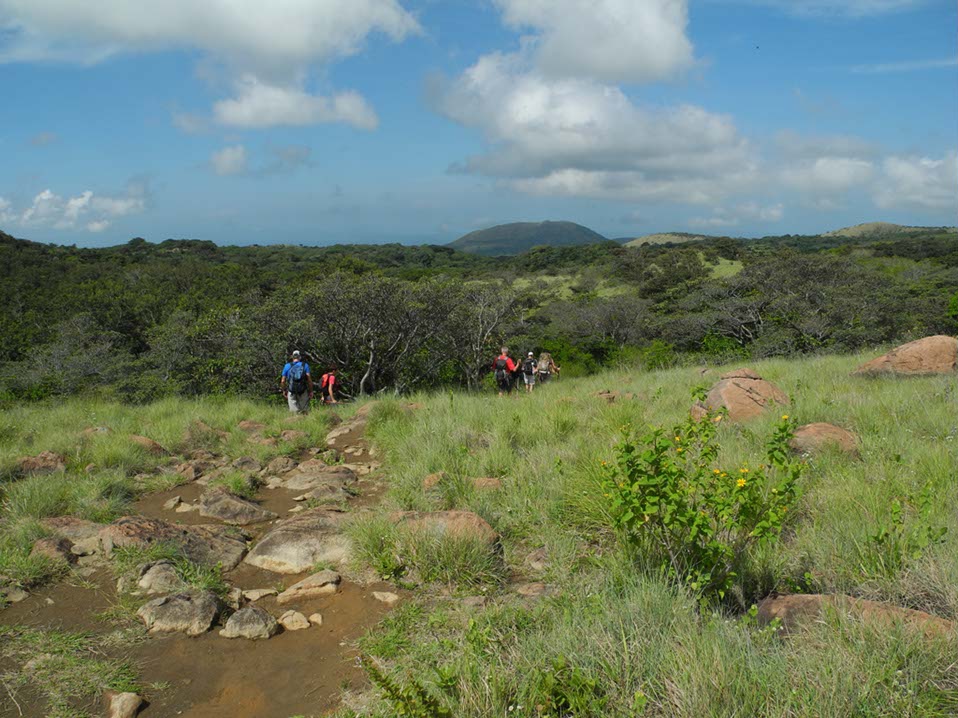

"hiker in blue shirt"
[281, 350, 313, 413]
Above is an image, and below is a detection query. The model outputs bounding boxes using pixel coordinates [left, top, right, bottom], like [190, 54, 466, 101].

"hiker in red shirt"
[320, 367, 338, 404]
[492, 347, 517, 397]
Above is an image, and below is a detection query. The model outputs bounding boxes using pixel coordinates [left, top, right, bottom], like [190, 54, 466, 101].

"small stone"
[265, 476, 285, 489]
[45, 597, 55, 605]
[163, 496, 183, 511]
[288, 505, 304, 514]
[242, 588, 278, 602]
[277, 570, 341, 604]
[308, 612, 323, 626]
[515, 582, 556, 598]
[105, 690, 143, 718]
[225, 586, 244, 610]
[372, 591, 400, 606]
[3, 587, 28, 604]
[136, 561, 184, 595]
[175, 502, 198, 513]
[278, 610, 310, 631]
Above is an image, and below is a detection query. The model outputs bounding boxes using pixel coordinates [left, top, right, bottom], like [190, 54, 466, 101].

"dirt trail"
[1, 408, 397, 718]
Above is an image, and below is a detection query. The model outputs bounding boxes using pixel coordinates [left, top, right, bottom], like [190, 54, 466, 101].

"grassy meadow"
[0, 351, 955, 716]
[345, 351, 958, 716]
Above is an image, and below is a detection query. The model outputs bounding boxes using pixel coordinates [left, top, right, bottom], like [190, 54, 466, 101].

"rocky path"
[0, 404, 401, 718]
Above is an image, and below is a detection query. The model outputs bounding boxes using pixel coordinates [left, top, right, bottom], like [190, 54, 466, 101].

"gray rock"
[232, 456, 263, 473]
[163, 496, 182, 511]
[137, 591, 221, 636]
[136, 561, 184, 595]
[276, 570, 341, 604]
[242, 588, 278, 602]
[219, 606, 279, 640]
[100, 517, 249, 570]
[265, 456, 297, 475]
[244, 508, 350, 574]
[283, 465, 357, 493]
[278, 610, 310, 631]
[372, 591, 400, 606]
[175, 502, 199, 513]
[308, 612, 323, 626]
[105, 691, 143, 718]
[2, 587, 29, 604]
[199, 487, 277, 526]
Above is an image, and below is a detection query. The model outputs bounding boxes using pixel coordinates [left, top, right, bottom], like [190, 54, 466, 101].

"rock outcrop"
[199, 487, 277, 525]
[276, 570, 341, 604]
[757, 594, 953, 638]
[244, 508, 350, 574]
[691, 368, 789, 422]
[100, 517, 248, 570]
[137, 591, 221, 636]
[853, 335, 958, 376]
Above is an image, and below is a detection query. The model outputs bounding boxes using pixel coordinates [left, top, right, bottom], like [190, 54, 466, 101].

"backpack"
[538, 352, 552, 374]
[288, 362, 307, 395]
[494, 357, 508, 380]
[321, 373, 331, 389]
[522, 357, 536, 375]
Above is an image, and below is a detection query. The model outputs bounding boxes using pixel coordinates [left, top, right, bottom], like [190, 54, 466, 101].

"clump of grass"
[110, 543, 230, 598]
[349, 515, 505, 590]
[0, 624, 140, 717]
[208, 470, 261, 500]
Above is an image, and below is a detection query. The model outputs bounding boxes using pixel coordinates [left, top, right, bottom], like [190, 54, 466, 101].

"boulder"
[757, 594, 953, 639]
[242, 588, 278, 602]
[854, 335, 958, 376]
[231, 456, 262, 473]
[30, 537, 77, 565]
[265, 456, 297, 475]
[278, 610, 310, 631]
[16, 451, 66, 475]
[40, 516, 105, 543]
[219, 606, 279, 640]
[244, 508, 350, 574]
[175, 460, 208, 482]
[691, 368, 789, 422]
[390, 510, 500, 548]
[163, 496, 182, 511]
[283, 464, 357, 493]
[100, 517, 248, 570]
[276, 570, 341, 604]
[136, 561, 184, 595]
[199, 487, 277, 525]
[130, 435, 168, 455]
[789, 423, 860, 457]
[137, 591, 221, 636]
[308, 612, 324, 626]
[104, 691, 143, 718]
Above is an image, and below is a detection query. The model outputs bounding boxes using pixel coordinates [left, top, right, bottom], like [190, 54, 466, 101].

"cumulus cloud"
[210, 145, 249, 176]
[493, 0, 694, 83]
[436, 51, 754, 204]
[874, 152, 958, 211]
[690, 202, 784, 228]
[0, 0, 418, 129]
[213, 76, 378, 130]
[12, 180, 148, 232]
[781, 157, 876, 194]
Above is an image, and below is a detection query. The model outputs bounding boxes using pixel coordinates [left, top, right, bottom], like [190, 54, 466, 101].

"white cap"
[528, 352, 534, 356]
[292, 350, 301, 357]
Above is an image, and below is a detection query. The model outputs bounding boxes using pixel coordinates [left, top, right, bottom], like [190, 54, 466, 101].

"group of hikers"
[280, 346, 560, 413]
[493, 347, 560, 397]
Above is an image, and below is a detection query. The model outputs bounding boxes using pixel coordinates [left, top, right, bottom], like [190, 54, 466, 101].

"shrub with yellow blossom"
[601, 402, 802, 605]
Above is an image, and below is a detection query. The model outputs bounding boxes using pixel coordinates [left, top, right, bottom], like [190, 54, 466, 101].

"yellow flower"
[739, 468, 749, 474]
[781, 414, 789, 420]
[737, 478, 746, 488]
[781, 506, 788, 513]
[713, 469, 721, 475]
[676, 447, 684, 453]
[674, 436, 681, 442]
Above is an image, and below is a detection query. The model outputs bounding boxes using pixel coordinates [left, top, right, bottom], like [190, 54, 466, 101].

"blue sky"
[0, 0, 955, 247]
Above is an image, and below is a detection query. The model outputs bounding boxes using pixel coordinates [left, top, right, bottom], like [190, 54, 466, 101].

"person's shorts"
[538, 372, 551, 384]
[523, 373, 536, 385]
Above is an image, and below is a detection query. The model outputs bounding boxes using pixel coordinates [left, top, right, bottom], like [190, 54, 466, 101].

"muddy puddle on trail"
[1, 563, 398, 718]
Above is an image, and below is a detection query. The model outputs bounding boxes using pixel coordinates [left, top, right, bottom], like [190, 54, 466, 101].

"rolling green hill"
[448, 220, 608, 256]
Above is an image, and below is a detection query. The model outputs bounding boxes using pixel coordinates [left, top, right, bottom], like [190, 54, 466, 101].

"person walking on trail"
[281, 350, 313, 413]
[537, 351, 559, 384]
[521, 351, 538, 393]
[492, 347, 517, 397]
[320, 367, 338, 404]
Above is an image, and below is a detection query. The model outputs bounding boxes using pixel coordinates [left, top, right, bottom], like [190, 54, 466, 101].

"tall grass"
[347, 351, 958, 716]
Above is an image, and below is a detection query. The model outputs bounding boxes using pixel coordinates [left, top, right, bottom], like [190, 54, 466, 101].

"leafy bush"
[602, 409, 802, 604]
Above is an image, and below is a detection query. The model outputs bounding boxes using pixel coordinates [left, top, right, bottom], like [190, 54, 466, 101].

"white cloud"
[494, 0, 694, 83]
[734, 0, 927, 17]
[0, 0, 418, 129]
[850, 57, 958, 74]
[213, 76, 378, 130]
[874, 152, 958, 211]
[210, 145, 249, 176]
[0, 0, 419, 75]
[13, 182, 147, 231]
[690, 202, 784, 228]
[437, 51, 754, 204]
[781, 157, 876, 194]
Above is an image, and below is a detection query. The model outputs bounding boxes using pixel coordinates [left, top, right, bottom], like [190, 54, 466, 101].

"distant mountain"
[823, 222, 957, 238]
[448, 221, 608, 256]
[624, 232, 712, 247]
